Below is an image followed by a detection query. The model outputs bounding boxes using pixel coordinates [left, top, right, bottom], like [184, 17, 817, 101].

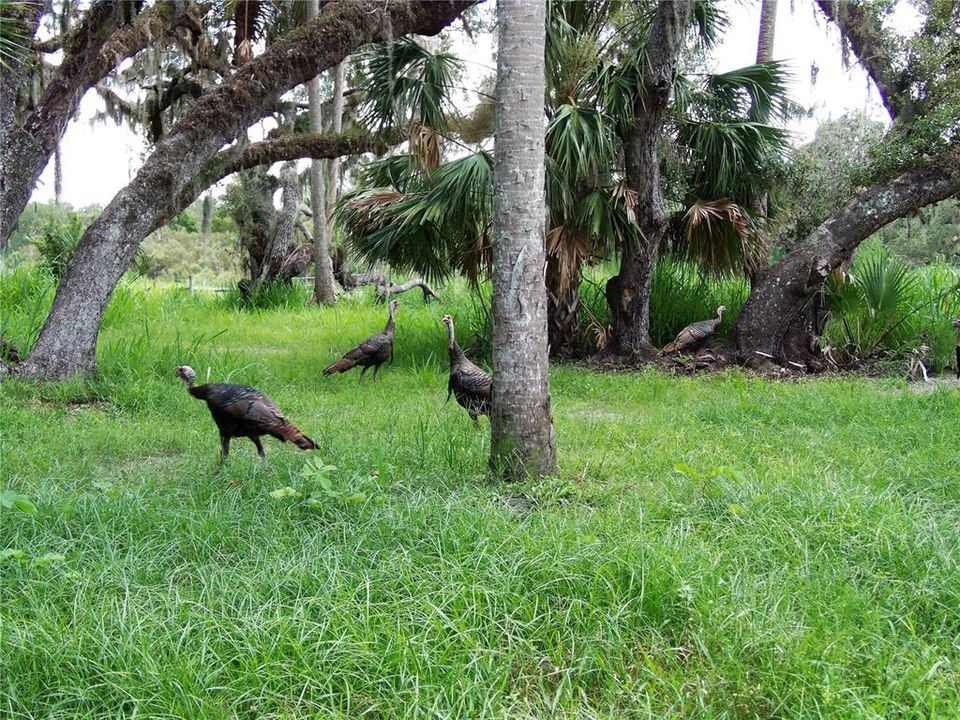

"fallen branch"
[375, 278, 438, 303]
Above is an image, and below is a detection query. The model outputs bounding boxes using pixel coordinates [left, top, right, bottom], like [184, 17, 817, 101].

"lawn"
[2, 280, 960, 718]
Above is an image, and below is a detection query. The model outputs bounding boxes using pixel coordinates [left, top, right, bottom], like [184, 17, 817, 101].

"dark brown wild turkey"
[661, 305, 726, 355]
[323, 300, 399, 382]
[442, 314, 492, 425]
[176, 365, 316, 462]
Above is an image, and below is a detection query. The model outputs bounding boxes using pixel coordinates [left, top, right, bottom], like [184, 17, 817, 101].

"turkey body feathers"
[324, 300, 398, 380]
[191, 383, 316, 450]
[661, 306, 726, 355]
[176, 365, 316, 461]
[442, 315, 492, 421]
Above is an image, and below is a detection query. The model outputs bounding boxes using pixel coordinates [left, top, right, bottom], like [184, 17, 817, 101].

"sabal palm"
[336, 2, 792, 352]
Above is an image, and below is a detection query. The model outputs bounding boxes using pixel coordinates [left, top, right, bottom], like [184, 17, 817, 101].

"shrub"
[34, 215, 86, 280]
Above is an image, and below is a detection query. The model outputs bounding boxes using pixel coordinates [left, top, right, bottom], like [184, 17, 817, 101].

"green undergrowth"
[2, 278, 960, 718]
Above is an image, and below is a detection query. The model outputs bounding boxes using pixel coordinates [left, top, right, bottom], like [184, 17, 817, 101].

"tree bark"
[756, 0, 777, 64]
[15, 0, 471, 380]
[733, 150, 960, 365]
[607, 0, 691, 355]
[490, 0, 557, 479]
[326, 60, 348, 217]
[308, 0, 337, 305]
[0, 2, 206, 248]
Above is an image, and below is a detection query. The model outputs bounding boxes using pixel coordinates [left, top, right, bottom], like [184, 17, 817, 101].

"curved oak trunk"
[733, 151, 960, 366]
[14, 0, 471, 379]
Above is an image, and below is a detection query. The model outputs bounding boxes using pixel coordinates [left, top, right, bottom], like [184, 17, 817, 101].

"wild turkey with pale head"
[442, 314, 492, 425]
[176, 365, 316, 462]
[323, 300, 399, 382]
[661, 306, 726, 355]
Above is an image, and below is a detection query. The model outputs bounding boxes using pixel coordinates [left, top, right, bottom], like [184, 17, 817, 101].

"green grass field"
[3, 281, 960, 718]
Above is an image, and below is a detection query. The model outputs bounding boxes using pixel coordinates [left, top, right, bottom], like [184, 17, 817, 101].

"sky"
[32, 0, 906, 209]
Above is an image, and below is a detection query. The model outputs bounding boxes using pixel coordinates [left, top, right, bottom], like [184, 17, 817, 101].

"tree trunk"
[326, 60, 348, 217]
[255, 161, 299, 289]
[490, 0, 557, 480]
[607, 0, 691, 355]
[733, 150, 960, 366]
[749, 0, 777, 283]
[14, 0, 471, 379]
[0, 2, 203, 249]
[308, 0, 337, 305]
[756, 0, 777, 64]
[545, 253, 582, 357]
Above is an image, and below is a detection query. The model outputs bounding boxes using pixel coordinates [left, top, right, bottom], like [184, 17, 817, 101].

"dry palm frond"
[343, 189, 408, 234]
[547, 226, 592, 292]
[233, 38, 253, 67]
[609, 180, 638, 224]
[410, 122, 441, 173]
[677, 198, 768, 277]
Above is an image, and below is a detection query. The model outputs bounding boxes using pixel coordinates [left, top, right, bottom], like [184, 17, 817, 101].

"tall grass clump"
[0, 265, 55, 351]
[580, 258, 748, 350]
[824, 241, 960, 370]
[221, 280, 314, 311]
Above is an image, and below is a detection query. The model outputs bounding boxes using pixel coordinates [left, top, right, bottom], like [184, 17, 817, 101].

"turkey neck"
[447, 325, 466, 364]
[183, 378, 211, 400]
[384, 306, 396, 336]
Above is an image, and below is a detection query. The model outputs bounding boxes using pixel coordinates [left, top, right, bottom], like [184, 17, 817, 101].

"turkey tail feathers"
[275, 421, 317, 450]
[323, 358, 355, 375]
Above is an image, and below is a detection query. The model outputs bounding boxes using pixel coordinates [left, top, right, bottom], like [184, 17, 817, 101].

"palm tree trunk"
[608, 0, 691, 356]
[756, 0, 777, 64]
[326, 60, 347, 217]
[308, 0, 336, 304]
[490, 0, 557, 480]
[749, 0, 777, 285]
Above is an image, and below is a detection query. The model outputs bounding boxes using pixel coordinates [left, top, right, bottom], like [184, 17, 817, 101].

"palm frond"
[359, 37, 462, 132]
[0, 3, 30, 72]
[706, 61, 795, 123]
[689, 0, 729, 49]
[335, 152, 494, 284]
[670, 199, 768, 277]
[679, 119, 789, 201]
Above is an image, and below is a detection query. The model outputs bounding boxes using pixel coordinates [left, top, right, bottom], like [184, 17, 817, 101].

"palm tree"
[490, 0, 556, 479]
[336, 0, 793, 356]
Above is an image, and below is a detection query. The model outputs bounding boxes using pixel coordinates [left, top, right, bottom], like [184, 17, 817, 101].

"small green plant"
[825, 247, 921, 360]
[0, 490, 36, 514]
[301, 457, 377, 506]
[34, 215, 86, 280]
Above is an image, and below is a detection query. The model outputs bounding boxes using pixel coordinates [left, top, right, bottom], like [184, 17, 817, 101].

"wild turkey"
[953, 318, 960, 379]
[176, 365, 316, 462]
[661, 305, 726, 355]
[442, 314, 492, 425]
[323, 300, 399, 382]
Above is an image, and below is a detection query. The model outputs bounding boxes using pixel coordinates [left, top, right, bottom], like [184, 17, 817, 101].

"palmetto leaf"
[706, 61, 796, 123]
[359, 37, 461, 132]
[673, 199, 767, 277]
[0, 3, 30, 72]
[336, 152, 493, 284]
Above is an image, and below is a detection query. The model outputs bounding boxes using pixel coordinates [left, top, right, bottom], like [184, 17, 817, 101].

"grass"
[3, 275, 960, 718]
